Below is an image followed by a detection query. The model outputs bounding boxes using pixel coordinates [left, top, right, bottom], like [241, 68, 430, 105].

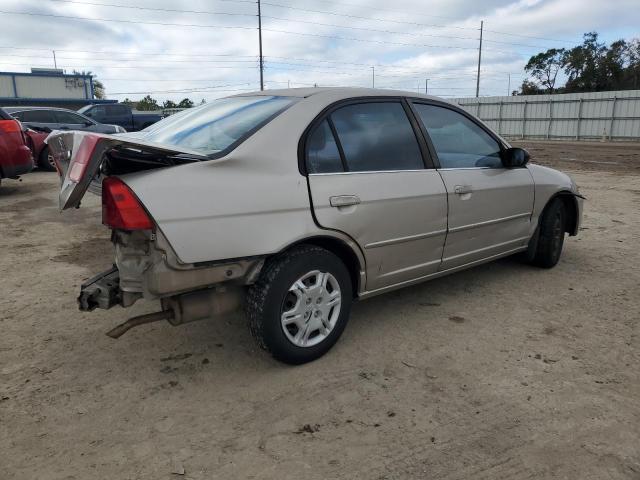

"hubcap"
[280, 270, 342, 348]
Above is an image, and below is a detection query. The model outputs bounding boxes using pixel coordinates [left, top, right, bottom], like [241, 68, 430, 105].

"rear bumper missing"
[78, 266, 121, 311]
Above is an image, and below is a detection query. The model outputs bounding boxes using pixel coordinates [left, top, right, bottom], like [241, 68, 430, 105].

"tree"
[562, 32, 608, 92]
[136, 95, 160, 111]
[519, 32, 640, 94]
[162, 100, 178, 109]
[177, 98, 194, 108]
[516, 80, 543, 95]
[121, 98, 136, 107]
[627, 38, 640, 89]
[524, 48, 565, 93]
[73, 70, 105, 99]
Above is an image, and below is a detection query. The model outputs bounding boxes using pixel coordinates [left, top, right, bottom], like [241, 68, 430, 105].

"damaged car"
[50, 88, 583, 364]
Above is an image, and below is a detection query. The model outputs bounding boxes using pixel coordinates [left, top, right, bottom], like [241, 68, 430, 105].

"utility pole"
[507, 73, 511, 96]
[475, 20, 483, 98]
[52, 50, 57, 69]
[425, 78, 429, 94]
[371, 66, 375, 88]
[257, 0, 264, 91]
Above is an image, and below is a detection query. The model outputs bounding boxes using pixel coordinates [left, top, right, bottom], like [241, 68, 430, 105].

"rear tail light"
[69, 134, 101, 182]
[0, 119, 21, 133]
[102, 177, 153, 230]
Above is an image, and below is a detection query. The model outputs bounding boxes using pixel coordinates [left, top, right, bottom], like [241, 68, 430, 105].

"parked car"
[0, 107, 33, 188]
[78, 103, 163, 132]
[49, 88, 584, 364]
[3, 106, 126, 171]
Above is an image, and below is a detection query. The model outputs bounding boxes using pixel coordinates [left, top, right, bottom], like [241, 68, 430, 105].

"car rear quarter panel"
[122, 95, 355, 265]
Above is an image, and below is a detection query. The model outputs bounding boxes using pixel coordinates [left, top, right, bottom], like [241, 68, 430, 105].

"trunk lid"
[47, 131, 209, 210]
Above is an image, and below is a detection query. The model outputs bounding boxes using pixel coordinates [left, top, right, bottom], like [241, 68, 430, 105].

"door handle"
[454, 185, 472, 195]
[330, 195, 361, 207]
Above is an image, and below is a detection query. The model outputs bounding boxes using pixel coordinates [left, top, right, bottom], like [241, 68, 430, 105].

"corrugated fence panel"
[451, 90, 640, 141]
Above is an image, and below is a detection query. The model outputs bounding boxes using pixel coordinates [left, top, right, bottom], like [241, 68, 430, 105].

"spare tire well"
[279, 237, 363, 297]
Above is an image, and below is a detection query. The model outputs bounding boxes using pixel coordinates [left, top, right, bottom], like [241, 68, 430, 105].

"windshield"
[77, 105, 93, 114]
[128, 96, 297, 155]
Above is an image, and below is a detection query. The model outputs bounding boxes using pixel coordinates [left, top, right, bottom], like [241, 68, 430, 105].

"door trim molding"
[449, 212, 531, 234]
[359, 245, 527, 299]
[364, 229, 447, 249]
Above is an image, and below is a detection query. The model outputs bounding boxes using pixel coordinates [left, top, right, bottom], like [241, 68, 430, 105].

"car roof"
[2, 106, 79, 113]
[233, 86, 447, 103]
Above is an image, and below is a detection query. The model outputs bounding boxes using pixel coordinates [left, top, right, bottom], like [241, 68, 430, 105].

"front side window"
[131, 96, 297, 155]
[330, 102, 424, 172]
[413, 104, 502, 169]
[306, 119, 343, 173]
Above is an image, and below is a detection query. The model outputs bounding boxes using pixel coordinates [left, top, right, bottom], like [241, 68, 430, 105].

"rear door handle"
[330, 195, 361, 207]
[454, 185, 472, 195]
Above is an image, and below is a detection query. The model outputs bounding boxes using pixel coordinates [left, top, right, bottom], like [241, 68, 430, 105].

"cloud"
[0, 0, 638, 102]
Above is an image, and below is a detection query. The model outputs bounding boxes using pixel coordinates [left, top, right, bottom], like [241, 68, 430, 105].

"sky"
[0, 0, 638, 103]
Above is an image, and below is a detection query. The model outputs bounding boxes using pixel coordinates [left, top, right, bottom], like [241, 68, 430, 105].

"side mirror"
[502, 147, 530, 168]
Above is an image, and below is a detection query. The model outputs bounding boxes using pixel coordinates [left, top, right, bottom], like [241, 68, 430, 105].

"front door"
[305, 100, 448, 291]
[411, 102, 535, 270]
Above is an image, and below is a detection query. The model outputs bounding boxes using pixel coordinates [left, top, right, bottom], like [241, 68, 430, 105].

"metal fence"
[450, 90, 640, 141]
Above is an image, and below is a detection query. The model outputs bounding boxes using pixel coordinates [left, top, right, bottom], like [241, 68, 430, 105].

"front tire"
[530, 198, 566, 268]
[246, 245, 353, 364]
[38, 147, 57, 171]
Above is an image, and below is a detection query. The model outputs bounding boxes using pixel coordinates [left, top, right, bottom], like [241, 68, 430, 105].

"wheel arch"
[543, 191, 580, 236]
[279, 235, 366, 297]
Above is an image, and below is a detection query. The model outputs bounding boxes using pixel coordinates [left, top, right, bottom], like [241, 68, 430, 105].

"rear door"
[19, 109, 58, 131]
[106, 104, 132, 129]
[411, 101, 534, 270]
[53, 110, 90, 131]
[306, 99, 448, 291]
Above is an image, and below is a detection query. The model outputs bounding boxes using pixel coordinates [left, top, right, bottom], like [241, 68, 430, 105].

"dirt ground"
[1, 141, 639, 480]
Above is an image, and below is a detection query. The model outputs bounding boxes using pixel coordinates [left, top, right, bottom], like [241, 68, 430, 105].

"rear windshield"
[128, 95, 296, 156]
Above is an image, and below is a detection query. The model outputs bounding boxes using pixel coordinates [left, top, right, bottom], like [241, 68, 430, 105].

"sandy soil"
[1, 141, 639, 479]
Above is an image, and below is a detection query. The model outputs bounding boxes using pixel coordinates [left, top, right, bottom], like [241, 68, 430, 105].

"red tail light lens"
[0, 119, 21, 133]
[102, 177, 153, 230]
[69, 134, 101, 182]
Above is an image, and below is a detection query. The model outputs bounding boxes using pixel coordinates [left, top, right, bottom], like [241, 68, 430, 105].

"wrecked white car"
[50, 88, 583, 364]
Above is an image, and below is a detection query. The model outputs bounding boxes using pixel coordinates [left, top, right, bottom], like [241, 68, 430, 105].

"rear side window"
[135, 95, 297, 155]
[413, 104, 502, 168]
[55, 111, 85, 124]
[306, 120, 343, 173]
[330, 102, 424, 172]
[21, 110, 57, 123]
[107, 105, 128, 115]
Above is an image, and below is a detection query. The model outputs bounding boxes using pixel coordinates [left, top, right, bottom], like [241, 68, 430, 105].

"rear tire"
[38, 147, 57, 171]
[246, 245, 353, 365]
[530, 198, 566, 268]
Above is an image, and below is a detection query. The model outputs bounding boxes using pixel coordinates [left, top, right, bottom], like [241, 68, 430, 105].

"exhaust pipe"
[106, 310, 174, 339]
[106, 286, 242, 339]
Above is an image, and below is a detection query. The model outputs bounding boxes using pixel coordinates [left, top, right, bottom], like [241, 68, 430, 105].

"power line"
[45, 0, 256, 16]
[110, 82, 255, 95]
[261, 2, 479, 32]
[261, 14, 481, 43]
[0, 10, 256, 30]
[262, 28, 483, 51]
[0, 46, 258, 58]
